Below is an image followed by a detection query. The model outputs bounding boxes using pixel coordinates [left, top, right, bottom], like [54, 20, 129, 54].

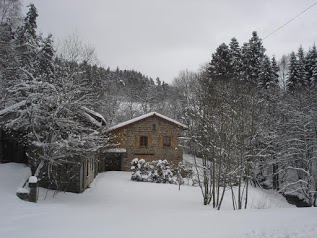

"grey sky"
[24, 0, 317, 83]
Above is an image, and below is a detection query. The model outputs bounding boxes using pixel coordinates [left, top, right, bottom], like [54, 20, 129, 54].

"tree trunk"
[272, 162, 279, 190]
[34, 160, 45, 177]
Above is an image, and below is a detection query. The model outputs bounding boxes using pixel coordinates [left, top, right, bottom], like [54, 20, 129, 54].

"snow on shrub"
[131, 158, 176, 184]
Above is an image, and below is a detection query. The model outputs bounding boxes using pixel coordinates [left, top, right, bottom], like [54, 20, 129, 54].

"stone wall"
[112, 115, 185, 171]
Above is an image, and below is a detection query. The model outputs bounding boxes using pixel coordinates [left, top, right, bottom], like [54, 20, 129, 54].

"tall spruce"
[38, 34, 55, 81]
[271, 56, 279, 86]
[258, 55, 274, 89]
[241, 31, 266, 85]
[297, 45, 306, 86]
[229, 37, 242, 80]
[287, 51, 301, 91]
[15, 3, 39, 78]
[208, 43, 233, 81]
[305, 44, 317, 87]
[0, 22, 16, 81]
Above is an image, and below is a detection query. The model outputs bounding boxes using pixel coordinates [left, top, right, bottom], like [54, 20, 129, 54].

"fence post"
[28, 176, 38, 203]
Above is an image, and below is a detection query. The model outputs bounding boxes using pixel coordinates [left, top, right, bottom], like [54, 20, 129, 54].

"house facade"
[105, 112, 187, 171]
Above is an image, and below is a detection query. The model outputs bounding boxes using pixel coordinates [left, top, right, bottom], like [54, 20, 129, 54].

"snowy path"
[0, 163, 317, 238]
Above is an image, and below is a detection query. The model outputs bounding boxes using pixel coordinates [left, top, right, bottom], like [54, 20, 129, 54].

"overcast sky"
[24, 0, 317, 83]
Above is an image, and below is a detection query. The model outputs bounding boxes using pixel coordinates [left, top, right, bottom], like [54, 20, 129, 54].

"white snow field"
[1, 163, 317, 238]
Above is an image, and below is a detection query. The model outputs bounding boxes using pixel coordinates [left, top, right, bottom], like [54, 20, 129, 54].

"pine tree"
[241, 31, 266, 84]
[0, 21, 20, 108]
[23, 3, 37, 39]
[15, 3, 39, 78]
[258, 55, 274, 89]
[38, 34, 55, 81]
[208, 43, 233, 81]
[313, 63, 317, 87]
[271, 56, 279, 86]
[0, 22, 16, 80]
[305, 44, 317, 87]
[229, 37, 242, 80]
[287, 51, 301, 91]
[297, 45, 306, 86]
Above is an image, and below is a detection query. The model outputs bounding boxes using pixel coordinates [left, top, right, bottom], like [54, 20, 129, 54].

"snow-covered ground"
[1, 163, 317, 238]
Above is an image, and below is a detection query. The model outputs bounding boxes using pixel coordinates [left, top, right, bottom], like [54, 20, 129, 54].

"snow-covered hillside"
[0, 163, 317, 238]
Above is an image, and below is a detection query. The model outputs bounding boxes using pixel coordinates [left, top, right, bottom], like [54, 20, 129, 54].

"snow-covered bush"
[131, 158, 176, 184]
[131, 158, 147, 182]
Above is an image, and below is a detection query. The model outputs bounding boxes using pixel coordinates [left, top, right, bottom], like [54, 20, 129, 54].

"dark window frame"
[163, 136, 171, 147]
[140, 136, 148, 147]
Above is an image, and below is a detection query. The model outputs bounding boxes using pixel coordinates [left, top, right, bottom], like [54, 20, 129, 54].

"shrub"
[131, 158, 176, 184]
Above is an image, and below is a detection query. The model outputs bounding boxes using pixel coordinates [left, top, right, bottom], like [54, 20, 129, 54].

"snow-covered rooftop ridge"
[80, 111, 103, 128]
[80, 107, 106, 125]
[108, 112, 187, 131]
[105, 148, 127, 153]
[79, 107, 106, 128]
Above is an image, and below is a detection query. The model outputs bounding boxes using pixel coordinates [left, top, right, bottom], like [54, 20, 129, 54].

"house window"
[163, 136, 171, 147]
[140, 136, 148, 147]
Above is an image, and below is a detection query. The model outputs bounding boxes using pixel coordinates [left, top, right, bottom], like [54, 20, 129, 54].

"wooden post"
[28, 176, 38, 203]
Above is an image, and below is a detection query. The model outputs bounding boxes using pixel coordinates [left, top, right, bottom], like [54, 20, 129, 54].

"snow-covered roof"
[105, 148, 127, 153]
[81, 107, 106, 123]
[80, 107, 106, 127]
[108, 112, 187, 131]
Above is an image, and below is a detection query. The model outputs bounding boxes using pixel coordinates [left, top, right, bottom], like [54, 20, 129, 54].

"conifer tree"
[287, 51, 301, 91]
[258, 55, 274, 89]
[15, 3, 39, 78]
[297, 45, 306, 86]
[0, 22, 16, 81]
[208, 43, 233, 81]
[38, 34, 55, 81]
[229, 37, 242, 80]
[241, 31, 266, 85]
[313, 63, 317, 87]
[305, 44, 317, 87]
[271, 56, 279, 86]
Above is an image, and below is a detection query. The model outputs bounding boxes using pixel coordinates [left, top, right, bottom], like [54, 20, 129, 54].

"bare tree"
[57, 32, 98, 66]
[278, 54, 290, 91]
[0, 0, 21, 26]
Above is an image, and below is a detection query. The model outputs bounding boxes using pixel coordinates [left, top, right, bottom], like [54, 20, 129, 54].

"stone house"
[104, 112, 187, 171]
